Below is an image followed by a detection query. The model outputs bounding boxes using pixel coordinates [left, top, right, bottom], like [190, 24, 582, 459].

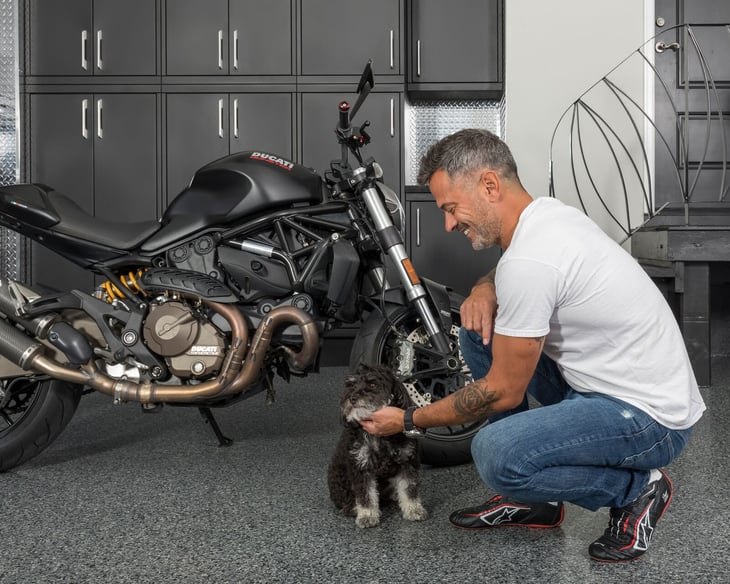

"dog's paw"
[355, 508, 381, 528]
[402, 500, 429, 522]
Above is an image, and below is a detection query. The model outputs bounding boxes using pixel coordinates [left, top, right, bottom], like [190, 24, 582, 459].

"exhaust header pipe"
[0, 289, 319, 404]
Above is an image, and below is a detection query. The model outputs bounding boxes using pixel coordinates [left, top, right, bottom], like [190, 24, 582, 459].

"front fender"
[363, 278, 461, 331]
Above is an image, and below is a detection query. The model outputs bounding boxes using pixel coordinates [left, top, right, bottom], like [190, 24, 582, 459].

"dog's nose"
[349, 396, 359, 405]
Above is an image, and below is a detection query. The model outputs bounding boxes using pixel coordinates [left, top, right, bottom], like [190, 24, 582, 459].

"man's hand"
[359, 406, 405, 437]
[460, 278, 497, 344]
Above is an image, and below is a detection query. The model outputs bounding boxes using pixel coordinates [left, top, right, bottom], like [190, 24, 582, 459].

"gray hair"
[416, 128, 519, 186]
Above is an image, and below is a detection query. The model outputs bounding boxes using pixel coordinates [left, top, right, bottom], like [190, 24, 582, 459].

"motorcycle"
[0, 62, 483, 472]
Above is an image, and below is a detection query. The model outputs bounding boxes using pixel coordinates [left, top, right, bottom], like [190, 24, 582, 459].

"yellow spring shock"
[100, 268, 147, 302]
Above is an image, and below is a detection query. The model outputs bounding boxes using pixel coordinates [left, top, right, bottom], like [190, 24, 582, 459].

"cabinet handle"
[233, 30, 239, 70]
[389, 29, 394, 69]
[81, 30, 88, 70]
[416, 208, 421, 247]
[417, 40, 421, 77]
[96, 30, 103, 71]
[233, 97, 239, 138]
[390, 98, 394, 137]
[96, 99, 103, 139]
[218, 30, 224, 70]
[218, 98, 225, 138]
[81, 98, 89, 139]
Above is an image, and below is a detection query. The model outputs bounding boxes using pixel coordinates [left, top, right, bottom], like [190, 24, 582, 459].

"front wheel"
[350, 294, 487, 466]
[0, 376, 82, 472]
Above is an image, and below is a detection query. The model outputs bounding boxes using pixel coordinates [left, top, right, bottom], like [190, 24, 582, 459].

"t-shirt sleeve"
[494, 257, 561, 337]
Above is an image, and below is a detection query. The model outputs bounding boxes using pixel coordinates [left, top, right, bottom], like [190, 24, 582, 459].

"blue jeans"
[459, 329, 694, 511]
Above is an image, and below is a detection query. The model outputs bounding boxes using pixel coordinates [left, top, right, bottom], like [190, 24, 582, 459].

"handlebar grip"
[338, 100, 351, 131]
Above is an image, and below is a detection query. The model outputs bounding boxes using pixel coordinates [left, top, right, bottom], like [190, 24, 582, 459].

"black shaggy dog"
[327, 363, 428, 528]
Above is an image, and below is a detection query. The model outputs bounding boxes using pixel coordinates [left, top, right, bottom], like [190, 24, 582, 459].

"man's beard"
[466, 213, 500, 250]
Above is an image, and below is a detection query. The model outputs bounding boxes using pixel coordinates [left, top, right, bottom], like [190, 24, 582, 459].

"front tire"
[0, 376, 82, 472]
[350, 294, 487, 466]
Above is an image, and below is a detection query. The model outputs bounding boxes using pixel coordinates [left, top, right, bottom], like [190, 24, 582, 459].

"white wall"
[505, 0, 650, 240]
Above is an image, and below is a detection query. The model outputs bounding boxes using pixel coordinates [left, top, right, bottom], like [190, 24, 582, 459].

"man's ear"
[480, 170, 501, 202]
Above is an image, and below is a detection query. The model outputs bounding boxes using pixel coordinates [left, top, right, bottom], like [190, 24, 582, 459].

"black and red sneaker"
[589, 469, 674, 562]
[449, 495, 565, 529]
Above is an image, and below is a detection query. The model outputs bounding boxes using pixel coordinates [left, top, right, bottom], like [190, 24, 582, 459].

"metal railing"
[549, 24, 730, 242]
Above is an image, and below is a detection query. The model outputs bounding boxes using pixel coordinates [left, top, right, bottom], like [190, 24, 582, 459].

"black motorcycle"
[0, 63, 482, 472]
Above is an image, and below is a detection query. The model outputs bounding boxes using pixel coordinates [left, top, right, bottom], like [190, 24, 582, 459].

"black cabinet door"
[165, 93, 230, 201]
[408, 0, 501, 84]
[29, 0, 92, 76]
[300, 92, 401, 186]
[94, 94, 159, 222]
[229, 93, 294, 159]
[30, 0, 156, 76]
[29, 94, 94, 291]
[29, 94, 94, 206]
[165, 0, 228, 75]
[93, 0, 157, 75]
[229, 0, 293, 75]
[408, 200, 500, 297]
[300, 0, 401, 76]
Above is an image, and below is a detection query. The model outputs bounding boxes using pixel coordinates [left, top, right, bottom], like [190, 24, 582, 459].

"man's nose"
[444, 213, 457, 232]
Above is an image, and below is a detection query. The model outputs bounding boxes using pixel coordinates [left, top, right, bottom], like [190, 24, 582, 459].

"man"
[360, 128, 705, 562]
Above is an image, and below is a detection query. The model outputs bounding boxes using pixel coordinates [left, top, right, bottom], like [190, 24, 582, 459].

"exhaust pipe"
[0, 291, 319, 404]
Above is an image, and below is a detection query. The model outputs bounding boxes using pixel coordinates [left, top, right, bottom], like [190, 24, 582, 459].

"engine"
[142, 299, 226, 379]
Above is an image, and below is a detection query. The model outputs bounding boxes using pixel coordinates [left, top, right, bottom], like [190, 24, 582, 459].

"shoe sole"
[589, 470, 674, 563]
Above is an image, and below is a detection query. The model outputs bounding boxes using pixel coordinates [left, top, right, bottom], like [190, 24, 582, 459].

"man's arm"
[359, 332, 545, 435]
[461, 268, 497, 343]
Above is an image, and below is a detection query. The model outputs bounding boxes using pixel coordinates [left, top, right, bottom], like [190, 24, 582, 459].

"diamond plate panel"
[0, 0, 19, 279]
[405, 96, 505, 185]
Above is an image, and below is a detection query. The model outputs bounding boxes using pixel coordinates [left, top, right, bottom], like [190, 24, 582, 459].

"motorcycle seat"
[0, 183, 161, 250]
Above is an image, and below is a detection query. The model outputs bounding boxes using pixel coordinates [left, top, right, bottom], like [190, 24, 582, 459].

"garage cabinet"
[29, 92, 159, 291]
[29, 0, 158, 76]
[165, 0, 293, 76]
[407, 0, 503, 95]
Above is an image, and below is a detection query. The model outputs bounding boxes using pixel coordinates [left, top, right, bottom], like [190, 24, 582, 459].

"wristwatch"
[403, 406, 425, 438]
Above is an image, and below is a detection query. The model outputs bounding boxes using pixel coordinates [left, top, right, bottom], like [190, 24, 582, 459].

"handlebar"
[338, 101, 351, 133]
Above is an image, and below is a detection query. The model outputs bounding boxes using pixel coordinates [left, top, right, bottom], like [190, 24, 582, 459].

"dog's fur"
[327, 363, 428, 528]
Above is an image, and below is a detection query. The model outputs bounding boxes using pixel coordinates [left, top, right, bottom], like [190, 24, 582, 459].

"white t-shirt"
[494, 196, 705, 430]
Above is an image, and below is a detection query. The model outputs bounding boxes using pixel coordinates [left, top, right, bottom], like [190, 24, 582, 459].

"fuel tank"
[163, 151, 326, 224]
[141, 152, 328, 253]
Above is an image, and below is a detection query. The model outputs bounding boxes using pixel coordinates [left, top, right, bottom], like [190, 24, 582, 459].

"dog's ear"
[391, 377, 411, 409]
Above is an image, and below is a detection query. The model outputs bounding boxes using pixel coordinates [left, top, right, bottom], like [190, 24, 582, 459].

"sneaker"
[449, 495, 565, 529]
[588, 469, 674, 562]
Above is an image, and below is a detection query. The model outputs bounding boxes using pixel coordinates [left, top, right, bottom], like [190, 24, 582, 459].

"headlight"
[376, 182, 405, 234]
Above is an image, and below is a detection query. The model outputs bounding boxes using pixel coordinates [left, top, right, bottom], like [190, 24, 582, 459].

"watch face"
[404, 428, 424, 438]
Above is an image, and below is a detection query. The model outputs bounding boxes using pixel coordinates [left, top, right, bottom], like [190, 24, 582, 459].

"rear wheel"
[0, 376, 82, 472]
[350, 294, 486, 466]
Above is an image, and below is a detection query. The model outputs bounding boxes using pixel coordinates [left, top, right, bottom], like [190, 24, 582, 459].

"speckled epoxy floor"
[2, 358, 729, 584]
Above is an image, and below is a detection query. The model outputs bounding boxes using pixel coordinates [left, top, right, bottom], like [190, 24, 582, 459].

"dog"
[327, 363, 428, 528]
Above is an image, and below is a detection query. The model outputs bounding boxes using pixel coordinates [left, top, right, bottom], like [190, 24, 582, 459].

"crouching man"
[360, 129, 705, 562]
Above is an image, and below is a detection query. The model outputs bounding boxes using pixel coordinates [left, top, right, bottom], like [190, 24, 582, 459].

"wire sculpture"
[549, 23, 730, 243]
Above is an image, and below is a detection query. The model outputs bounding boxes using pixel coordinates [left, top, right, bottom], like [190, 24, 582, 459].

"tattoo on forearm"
[453, 379, 499, 421]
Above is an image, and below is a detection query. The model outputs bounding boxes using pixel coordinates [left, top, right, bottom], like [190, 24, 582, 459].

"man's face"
[429, 169, 501, 250]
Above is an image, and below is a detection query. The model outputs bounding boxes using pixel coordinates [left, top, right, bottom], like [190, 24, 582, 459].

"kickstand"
[199, 407, 233, 447]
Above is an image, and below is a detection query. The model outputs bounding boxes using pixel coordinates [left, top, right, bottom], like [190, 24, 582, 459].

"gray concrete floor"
[2, 358, 729, 584]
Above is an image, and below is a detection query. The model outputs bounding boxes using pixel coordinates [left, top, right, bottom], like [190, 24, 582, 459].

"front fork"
[360, 184, 451, 355]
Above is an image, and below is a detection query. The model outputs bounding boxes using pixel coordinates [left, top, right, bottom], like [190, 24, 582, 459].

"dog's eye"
[369, 383, 376, 389]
